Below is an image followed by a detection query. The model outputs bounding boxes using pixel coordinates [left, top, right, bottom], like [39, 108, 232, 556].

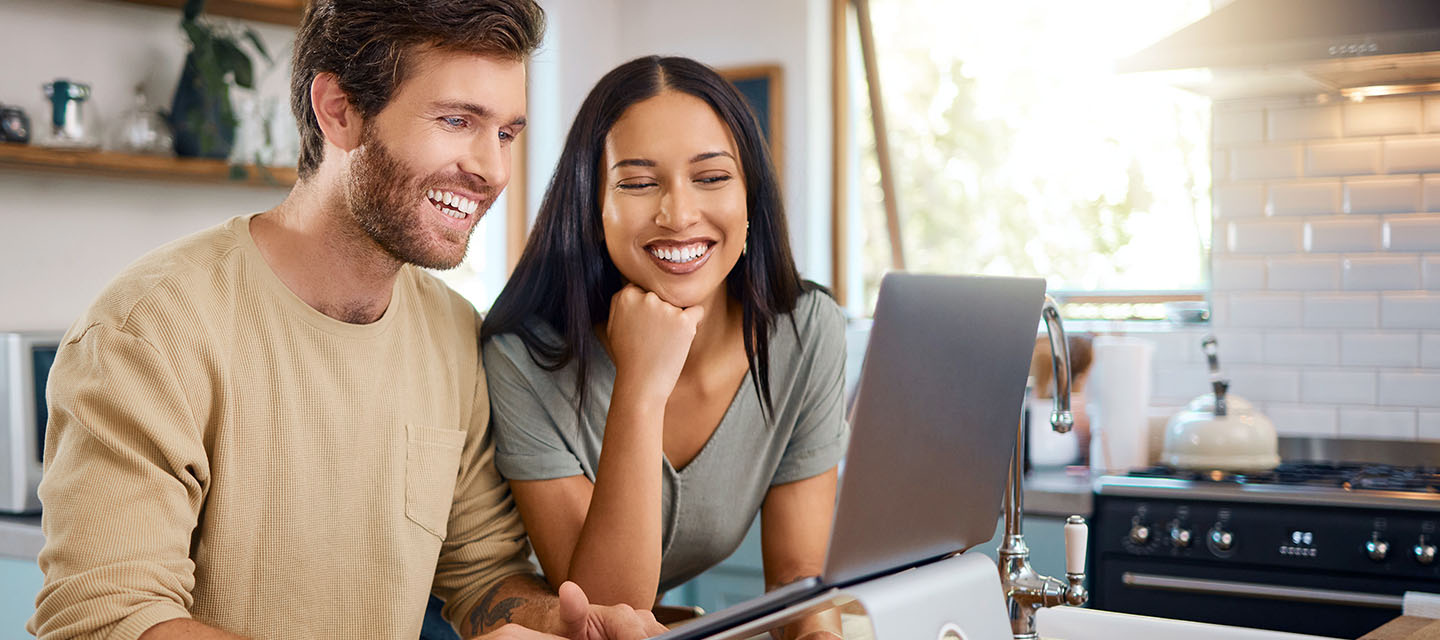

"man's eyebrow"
[432, 100, 526, 127]
[691, 151, 735, 163]
[611, 158, 657, 170]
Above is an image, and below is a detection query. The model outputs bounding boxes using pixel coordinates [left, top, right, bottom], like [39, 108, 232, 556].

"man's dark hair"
[481, 55, 811, 420]
[290, 0, 545, 179]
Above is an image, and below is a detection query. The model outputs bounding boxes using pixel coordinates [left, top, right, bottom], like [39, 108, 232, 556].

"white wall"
[0, 0, 294, 331]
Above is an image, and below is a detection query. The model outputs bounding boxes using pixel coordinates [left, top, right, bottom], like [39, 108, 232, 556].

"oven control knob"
[1129, 523, 1152, 546]
[1209, 526, 1234, 552]
[1367, 536, 1390, 562]
[1415, 537, 1436, 566]
[1169, 523, 1192, 548]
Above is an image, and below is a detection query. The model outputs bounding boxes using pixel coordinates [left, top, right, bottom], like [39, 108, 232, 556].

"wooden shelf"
[0, 142, 296, 188]
[109, 0, 306, 27]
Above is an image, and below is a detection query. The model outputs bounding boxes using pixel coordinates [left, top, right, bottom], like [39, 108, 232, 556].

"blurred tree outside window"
[848, 0, 1214, 317]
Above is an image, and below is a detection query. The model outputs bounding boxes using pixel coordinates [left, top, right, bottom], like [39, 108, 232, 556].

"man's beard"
[344, 126, 494, 270]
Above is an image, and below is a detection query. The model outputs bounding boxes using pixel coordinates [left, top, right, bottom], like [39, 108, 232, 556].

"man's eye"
[441, 116, 468, 128]
[499, 130, 513, 141]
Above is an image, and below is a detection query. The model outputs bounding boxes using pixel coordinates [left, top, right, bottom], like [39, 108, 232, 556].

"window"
[840, 0, 1214, 317]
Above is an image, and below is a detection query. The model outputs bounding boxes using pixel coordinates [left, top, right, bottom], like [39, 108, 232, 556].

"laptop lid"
[821, 272, 1045, 585]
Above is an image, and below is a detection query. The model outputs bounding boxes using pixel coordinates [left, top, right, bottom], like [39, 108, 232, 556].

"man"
[28, 2, 666, 639]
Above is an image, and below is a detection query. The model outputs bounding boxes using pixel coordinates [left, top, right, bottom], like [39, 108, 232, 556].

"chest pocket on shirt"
[405, 424, 467, 539]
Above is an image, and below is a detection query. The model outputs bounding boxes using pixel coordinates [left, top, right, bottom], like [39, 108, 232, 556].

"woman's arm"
[510, 285, 702, 610]
[760, 467, 844, 640]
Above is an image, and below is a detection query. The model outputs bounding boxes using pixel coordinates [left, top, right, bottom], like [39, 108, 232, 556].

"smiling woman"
[480, 55, 850, 640]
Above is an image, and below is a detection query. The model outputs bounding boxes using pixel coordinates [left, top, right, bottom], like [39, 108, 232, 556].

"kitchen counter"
[0, 470, 1097, 564]
[1023, 468, 1094, 518]
[0, 515, 42, 562]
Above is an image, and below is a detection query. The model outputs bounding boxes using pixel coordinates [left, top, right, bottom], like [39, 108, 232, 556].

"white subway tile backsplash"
[1425, 175, 1440, 212]
[1339, 408, 1418, 440]
[1230, 366, 1300, 403]
[1268, 180, 1341, 216]
[1210, 330, 1265, 364]
[1306, 218, 1383, 253]
[1227, 220, 1303, 254]
[1301, 369, 1377, 405]
[1345, 97, 1423, 137]
[1214, 183, 1266, 219]
[1426, 96, 1440, 133]
[1422, 411, 1440, 441]
[1304, 293, 1380, 328]
[1231, 145, 1302, 181]
[1340, 332, 1420, 367]
[1426, 257, 1440, 290]
[1378, 371, 1440, 408]
[1267, 256, 1339, 290]
[1214, 257, 1267, 290]
[1306, 141, 1380, 177]
[1384, 215, 1440, 251]
[1266, 403, 1339, 437]
[1269, 105, 1341, 142]
[1382, 292, 1440, 329]
[1385, 137, 1440, 173]
[1422, 333, 1440, 368]
[1151, 363, 1209, 403]
[1346, 175, 1423, 214]
[1213, 151, 1229, 184]
[1215, 108, 1266, 145]
[1343, 255, 1422, 290]
[1264, 332, 1339, 365]
[1228, 293, 1303, 328]
[1211, 294, 1230, 326]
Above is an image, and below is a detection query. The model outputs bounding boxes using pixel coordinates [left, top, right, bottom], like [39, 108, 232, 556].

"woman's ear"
[310, 72, 363, 152]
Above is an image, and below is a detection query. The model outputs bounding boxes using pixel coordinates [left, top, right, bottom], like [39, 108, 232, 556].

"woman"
[481, 56, 847, 639]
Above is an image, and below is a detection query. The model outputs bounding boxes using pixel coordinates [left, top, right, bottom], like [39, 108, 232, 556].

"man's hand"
[556, 581, 667, 640]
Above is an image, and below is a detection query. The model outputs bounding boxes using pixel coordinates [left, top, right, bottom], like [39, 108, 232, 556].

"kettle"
[1160, 336, 1279, 471]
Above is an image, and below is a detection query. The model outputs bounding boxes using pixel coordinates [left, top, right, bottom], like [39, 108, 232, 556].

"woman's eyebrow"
[611, 158, 656, 170]
[691, 151, 734, 163]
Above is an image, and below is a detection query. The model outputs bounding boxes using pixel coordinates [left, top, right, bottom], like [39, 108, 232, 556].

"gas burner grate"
[1126, 462, 1440, 493]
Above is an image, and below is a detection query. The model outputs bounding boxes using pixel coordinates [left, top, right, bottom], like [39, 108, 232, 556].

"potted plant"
[170, 0, 271, 158]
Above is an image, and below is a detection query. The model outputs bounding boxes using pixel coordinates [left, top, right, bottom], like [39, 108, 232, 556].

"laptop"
[655, 272, 1046, 640]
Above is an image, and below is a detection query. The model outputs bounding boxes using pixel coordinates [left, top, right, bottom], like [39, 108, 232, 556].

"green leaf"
[243, 28, 271, 64]
[182, 21, 210, 50]
[182, 0, 206, 22]
[215, 38, 254, 88]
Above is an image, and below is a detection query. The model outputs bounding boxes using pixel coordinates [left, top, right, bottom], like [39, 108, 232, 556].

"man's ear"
[311, 72, 363, 152]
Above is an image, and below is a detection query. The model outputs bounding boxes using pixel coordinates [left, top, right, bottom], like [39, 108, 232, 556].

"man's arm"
[458, 574, 664, 640]
[139, 619, 248, 639]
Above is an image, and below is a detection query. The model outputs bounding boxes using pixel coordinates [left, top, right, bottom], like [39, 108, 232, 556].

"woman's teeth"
[427, 189, 478, 219]
[648, 243, 709, 264]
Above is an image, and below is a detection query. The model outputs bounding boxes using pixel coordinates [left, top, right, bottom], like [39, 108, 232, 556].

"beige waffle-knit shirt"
[29, 214, 534, 640]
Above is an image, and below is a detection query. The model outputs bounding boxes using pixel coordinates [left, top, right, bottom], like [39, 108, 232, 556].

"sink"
[1035, 606, 1343, 640]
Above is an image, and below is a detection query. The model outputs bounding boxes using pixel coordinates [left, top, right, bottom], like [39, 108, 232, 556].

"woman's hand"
[606, 284, 704, 405]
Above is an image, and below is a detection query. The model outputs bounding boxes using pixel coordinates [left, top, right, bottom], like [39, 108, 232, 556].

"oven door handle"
[1122, 572, 1403, 610]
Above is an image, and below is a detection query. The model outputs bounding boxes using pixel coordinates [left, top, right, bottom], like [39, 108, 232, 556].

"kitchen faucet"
[997, 295, 1088, 639]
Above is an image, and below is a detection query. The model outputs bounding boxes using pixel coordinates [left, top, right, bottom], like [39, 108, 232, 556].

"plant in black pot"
[171, 0, 271, 159]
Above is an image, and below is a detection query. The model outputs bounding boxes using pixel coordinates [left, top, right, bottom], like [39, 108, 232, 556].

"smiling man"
[28, 2, 665, 640]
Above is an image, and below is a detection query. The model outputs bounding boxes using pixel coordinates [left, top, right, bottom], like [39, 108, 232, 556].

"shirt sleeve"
[481, 338, 586, 481]
[771, 293, 851, 486]
[432, 342, 539, 632]
[30, 324, 205, 640]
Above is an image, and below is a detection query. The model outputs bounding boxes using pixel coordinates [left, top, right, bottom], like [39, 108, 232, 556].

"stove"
[1090, 458, 1440, 639]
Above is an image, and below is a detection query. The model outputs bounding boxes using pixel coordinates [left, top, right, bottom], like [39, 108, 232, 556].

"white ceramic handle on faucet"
[1065, 515, 1088, 575]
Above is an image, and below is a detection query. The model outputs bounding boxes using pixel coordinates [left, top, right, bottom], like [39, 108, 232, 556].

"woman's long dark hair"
[481, 55, 804, 418]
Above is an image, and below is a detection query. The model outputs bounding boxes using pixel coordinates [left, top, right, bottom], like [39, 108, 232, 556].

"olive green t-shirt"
[484, 289, 850, 592]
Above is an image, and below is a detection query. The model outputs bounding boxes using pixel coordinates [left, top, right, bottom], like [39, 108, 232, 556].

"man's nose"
[459, 132, 509, 191]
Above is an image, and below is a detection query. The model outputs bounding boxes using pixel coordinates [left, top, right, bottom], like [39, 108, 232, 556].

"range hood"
[1119, 0, 1440, 100]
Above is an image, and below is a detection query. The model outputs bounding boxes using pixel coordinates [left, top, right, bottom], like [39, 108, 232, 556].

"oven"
[1089, 461, 1440, 639]
[2, 331, 63, 514]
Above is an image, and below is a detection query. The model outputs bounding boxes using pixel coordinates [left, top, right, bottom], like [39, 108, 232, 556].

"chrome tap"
[998, 295, 1088, 639]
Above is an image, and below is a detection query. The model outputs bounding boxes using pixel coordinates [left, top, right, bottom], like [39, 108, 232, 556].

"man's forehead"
[395, 47, 527, 110]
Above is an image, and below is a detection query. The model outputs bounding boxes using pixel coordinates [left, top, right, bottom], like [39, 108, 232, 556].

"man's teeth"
[426, 189, 479, 217]
[649, 244, 709, 264]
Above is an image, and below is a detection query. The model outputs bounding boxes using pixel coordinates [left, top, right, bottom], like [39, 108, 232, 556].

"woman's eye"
[616, 181, 658, 191]
[696, 175, 732, 185]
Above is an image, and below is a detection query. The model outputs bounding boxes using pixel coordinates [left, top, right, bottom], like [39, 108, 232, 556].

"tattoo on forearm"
[469, 579, 528, 632]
